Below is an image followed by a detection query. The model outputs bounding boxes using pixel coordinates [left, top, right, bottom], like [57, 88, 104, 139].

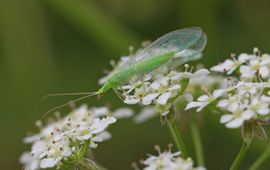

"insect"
[44, 27, 207, 115]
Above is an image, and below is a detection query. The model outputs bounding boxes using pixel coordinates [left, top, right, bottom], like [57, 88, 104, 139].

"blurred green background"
[1, 0, 270, 169]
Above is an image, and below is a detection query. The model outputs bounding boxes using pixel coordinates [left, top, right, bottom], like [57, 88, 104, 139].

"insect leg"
[113, 88, 124, 101]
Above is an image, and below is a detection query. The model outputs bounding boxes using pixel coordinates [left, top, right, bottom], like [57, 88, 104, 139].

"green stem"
[164, 78, 189, 158]
[230, 141, 251, 170]
[166, 120, 188, 158]
[249, 143, 270, 170]
[190, 123, 204, 166]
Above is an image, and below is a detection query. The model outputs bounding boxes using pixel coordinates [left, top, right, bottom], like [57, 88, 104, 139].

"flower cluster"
[186, 81, 270, 128]
[132, 69, 225, 123]
[20, 105, 133, 170]
[135, 145, 205, 170]
[186, 48, 270, 129]
[120, 66, 209, 117]
[211, 48, 270, 81]
[218, 83, 270, 128]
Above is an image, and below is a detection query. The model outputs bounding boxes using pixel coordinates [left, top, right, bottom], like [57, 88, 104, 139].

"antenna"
[43, 92, 96, 100]
[43, 92, 98, 118]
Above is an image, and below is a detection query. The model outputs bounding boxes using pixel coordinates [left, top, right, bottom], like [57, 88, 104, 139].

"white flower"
[19, 152, 40, 170]
[90, 106, 110, 117]
[40, 157, 61, 169]
[184, 73, 270, 129]
[247, 97, 269, 115]
[140, 146, 206, 170]
[211, 48, 270, 81]
[219, 94, 269, 128]
[71, 116, 116, 142]
[240, 55, 270, 79]
[188, 73, 225, 93]
[211, 59, 235, 73]
[133, 107, 157, 123]
[31, 141, 47, 158]
[114, 108, 134, 119]
[142, 151, 180, 170]
[20, 105, 118, 169]
[185, 89, 225, 112]
[123, 75, 152, 93]
[143, 93, 160, 105]
[217, 95, 239, 111]
[220, 104, 254, 128]
[122, 71, 181, 116]
[141, 73, 180, 106]
[180, 69, 209, 79]
[39, 138, 72, 168]
[211, 53, 256, 74]
[124, 87, 149, 104]
[172, 157, 196, 170]
[39, 135, 72, 168]
[218, 82, 270, 128]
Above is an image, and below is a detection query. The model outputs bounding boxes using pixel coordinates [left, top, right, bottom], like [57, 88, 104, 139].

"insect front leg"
[111, 79, 126, 101]
[113, 88, 124, 101]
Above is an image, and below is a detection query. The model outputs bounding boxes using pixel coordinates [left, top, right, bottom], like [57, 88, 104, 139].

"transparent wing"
[121, 27, 206, 69]
[164, 28, 207, 69]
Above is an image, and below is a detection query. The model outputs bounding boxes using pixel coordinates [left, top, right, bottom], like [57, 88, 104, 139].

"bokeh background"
[1, 0, 270, 169]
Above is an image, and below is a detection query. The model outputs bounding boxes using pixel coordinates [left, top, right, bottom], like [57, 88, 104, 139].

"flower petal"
[226, 118, 244, 128]
[213, 89, 225, 98]
[220, 114, 233, 123]
[40, 158, 60, 168]
[133, 107, 157, 123]
[124, 97, 140, 104]
[157, 92, 172, 105]
[210, 59, 234, 73]
[150, 81, 160, 90]
[185, 102, 203, 110]
[218, 99, 229, 108]
[114, 108, 134, 119]
[168, 84, 181, 91]
[192, 69, 210, 78]
[257, 107, 269, 115]
[142, 93, 159, 105]
[242, 110, 254, 120]
[183, 92, 193, 102]
[197, 95, 209, 102]
[259, 66, 269, 78]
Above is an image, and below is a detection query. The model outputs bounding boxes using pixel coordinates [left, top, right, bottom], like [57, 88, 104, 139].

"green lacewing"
[44, 27, 207, 115]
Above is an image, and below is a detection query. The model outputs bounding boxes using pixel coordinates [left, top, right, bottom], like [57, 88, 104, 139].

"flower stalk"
[230, 140, 252, 170]
[190, 122, 204, 166]
[165, 77, 190, 158]
[166, 119, 188, 159]
[249, 142, 270, 170]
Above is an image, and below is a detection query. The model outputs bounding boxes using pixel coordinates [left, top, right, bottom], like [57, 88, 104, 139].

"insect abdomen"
[134, 51, 175, 73]
[99, 51, 175, 93]
[113, 51, 175, 82]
